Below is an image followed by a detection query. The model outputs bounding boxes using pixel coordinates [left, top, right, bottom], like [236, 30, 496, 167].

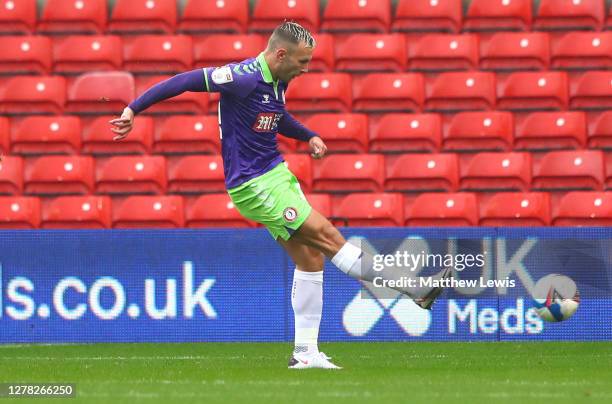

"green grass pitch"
[0, 342, 610, 403]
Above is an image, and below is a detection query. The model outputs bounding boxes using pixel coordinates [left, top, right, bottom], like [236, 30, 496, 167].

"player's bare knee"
[319, 222, 345, 257]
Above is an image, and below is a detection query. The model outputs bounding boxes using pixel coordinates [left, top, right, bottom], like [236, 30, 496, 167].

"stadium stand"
[0, 195, 41, 228]
[108, 0, 177, 34]
[334, 192, 404, 226]
[0, 0, 37, 35]
[0, 35, 52, 75]
[352, 73, 424, 112]
[38, 0, 107, 34]
[392, 0, 462, 33]
[0, 0, 611, 228]
[178, 0, 249, 34]
[250, 0, 320, 33]
[41, 194, 111, 228]
[464, 0, 533, 32]
[12, 115, 82, 154]
[480, 192, 551, 226]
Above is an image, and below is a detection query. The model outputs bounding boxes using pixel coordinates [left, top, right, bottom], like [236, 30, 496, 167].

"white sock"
[331, 242, 444, 299]
[291, 268, 323, 356]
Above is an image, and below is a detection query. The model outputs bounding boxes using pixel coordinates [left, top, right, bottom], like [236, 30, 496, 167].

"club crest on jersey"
[253, 112, 282, 132]
[212, 66, 233, 84]
[262, 94, 270, 104]
[283, 207, 298, 222]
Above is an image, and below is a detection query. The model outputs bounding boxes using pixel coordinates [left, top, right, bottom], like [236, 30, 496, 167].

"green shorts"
[227, 163, 312, 241]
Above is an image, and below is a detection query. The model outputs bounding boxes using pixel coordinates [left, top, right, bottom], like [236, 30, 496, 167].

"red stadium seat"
[250, 0, 320, 33]
[551, 32, 612, 70]
[607, 5, 612, 29]
[0, 155, 23, 194]
[464, 0, 532, 31]
[407, 192, 478, 226]
[154, 115, 219, 154]
[0, 0, 36, 34]
[135, 75, 208, 115]
[605, 152, 612, 189]
[480, 32, 550, 71]
[285, 73, 352, 113]
[186, 193, 254, 228]
[25, 155, 94, 194]
[0, 116, 9, 155]
[353, 73, 424, 112]
[385, 153, 459, 192]
[336, 34, 406, 72]
[533, 150, 604, 191]
[277, 136, 297, 154]
[0, 196, 40, 228]
[168, 155, 225, 193]
[570, 71, 612, 110]
[305, 193, 331, 217]
[12, 115, 81, 154]
[313, 154, 384, 192]
[443, 111, 514, 151]
[460, 152, 532, 191]
[334, 193, 404, 226]
[392, 0, 462, 33]
[370, 113, 442, 153]
[109, 0, 176, 34]
[588, 111, 612, 149]
[534, 0, 605, 31]
[96, 155, 167, 194]
[123, 35, 193, 74]
[321, 0, 390, 33]
[179, 0, 248, 34]
[114, 195, 184, 228]
[194, 35, 266, 68]
[515, 111, 587, 150]
[38, 0, 107, 34]
[0, 36, 52, 74]
[553, 191, 612, 226]
[310, 33, 335, 72]
[53, 35, 122, 74]
[408, 34, 479, 71]
[301, 113, 368, 153]
[282, 154, 312, 192]
[425, 71, 496, 111]
[65, 71, 134, 115]
[42, 195, 111, 229]
[83, 115, 154, 154]
[497, 71, 568, 111]
[480, 192, 551, 226]
[0, 75, 66, 114]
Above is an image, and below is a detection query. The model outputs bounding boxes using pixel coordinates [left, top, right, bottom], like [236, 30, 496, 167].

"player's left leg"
[278, 237, 341, 370]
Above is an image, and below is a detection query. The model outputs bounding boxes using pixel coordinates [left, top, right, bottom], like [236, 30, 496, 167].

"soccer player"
[110, 22, 449, 370]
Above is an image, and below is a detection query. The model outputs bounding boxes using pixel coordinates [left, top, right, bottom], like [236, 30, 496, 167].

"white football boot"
[414, 267, 452, 310]
[288, 352, 342, 369]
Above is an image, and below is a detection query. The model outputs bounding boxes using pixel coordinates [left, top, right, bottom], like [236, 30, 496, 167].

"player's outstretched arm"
[277, 113, 327, 159]
[110, 69, 206, 141]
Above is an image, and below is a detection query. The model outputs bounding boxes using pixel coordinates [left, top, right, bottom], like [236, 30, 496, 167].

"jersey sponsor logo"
[283, 207, 298, 222]
[212, 66, 233, 84]
[262, 94, 270, 104]
[252, 112, 282, 133]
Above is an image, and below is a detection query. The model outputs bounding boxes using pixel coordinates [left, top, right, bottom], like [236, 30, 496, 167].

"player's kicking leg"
[291, 209, 451, 310]
[278, 238, 341, 370]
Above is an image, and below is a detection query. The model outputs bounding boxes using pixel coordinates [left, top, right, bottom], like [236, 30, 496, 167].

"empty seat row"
[2, 31, 612, 75]
[2, 0, 611, 36]
[1, 150, 612, 196]
[1, 191, 611, 229]
[0, 70, 610, 115]
[2, 111, 611, 156]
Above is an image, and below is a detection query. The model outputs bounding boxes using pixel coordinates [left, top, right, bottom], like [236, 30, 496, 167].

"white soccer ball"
[532, 274, 580, 322]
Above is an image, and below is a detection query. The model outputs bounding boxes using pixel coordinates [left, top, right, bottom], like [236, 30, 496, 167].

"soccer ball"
[532, 274, 580, 322]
